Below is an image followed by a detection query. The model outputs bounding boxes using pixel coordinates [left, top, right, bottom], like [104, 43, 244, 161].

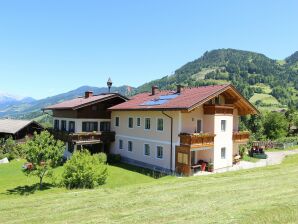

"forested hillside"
[137, 49, 298, 110]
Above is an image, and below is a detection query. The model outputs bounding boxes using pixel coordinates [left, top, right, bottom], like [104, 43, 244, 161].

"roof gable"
[43, 93, 128, 111]
[109, 84, 259, 115]
[0, 119, 42, 134]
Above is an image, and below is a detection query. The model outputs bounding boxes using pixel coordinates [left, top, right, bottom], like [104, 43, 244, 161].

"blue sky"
[0, 0, 297, 99]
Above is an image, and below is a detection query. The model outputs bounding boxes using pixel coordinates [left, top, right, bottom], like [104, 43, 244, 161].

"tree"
[0, 137, 23, 160]
[62, 150, 108, 189]
[263, 112, 288, 140]
[22, 131, 65, 189]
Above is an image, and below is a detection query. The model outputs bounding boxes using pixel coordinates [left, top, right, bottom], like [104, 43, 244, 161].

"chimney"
[151, 85, 158, 95]
[85, 91, 93, 98]
[176, 84, 183, 94]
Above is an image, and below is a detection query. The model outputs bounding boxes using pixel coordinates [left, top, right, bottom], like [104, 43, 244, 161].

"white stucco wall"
[52, 117, 110, 133]
[110, 110, 181, 171]
[213, 115, 234, 169]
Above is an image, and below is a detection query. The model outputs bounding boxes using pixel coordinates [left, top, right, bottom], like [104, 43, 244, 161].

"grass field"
[1, 155, 298, 223]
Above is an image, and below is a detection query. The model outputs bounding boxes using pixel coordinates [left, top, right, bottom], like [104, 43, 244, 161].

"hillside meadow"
[1, 155, 298, 224]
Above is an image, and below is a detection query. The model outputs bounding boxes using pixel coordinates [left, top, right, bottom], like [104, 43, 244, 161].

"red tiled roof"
[109, 84, 231, 111]
[44, 93, 127, 110]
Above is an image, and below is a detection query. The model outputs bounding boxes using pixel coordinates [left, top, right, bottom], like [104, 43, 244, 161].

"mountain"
[285, 51, 298, 65]
[137, 49, 298, 109]
[0, 85, 135, 120]
[0, 93, 36, 110]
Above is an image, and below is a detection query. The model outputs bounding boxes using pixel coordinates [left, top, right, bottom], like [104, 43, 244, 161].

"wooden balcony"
[203, 104, 234, 115]
[47, 129, 115, 144]
[179, 133, 215, 148]
[233, 131, 250, 143]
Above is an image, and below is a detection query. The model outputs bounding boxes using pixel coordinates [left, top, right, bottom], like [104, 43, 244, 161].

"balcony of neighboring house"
[232, 131, 250, 143]
[203, 104, 234, 115]
[47, 128, 115, 145]
[176, 133, 216, 176]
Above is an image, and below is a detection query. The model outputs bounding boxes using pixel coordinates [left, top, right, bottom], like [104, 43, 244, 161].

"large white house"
[45, 84, 258, 175]
[109, 84, 258, 175]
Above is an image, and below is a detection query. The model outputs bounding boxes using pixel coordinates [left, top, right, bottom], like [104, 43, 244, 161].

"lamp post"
[107, 78, 112, 93]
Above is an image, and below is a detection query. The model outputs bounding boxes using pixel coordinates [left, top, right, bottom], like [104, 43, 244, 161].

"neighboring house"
[0, 119, 43, 141]
[109, 84, 258, 175]
[43, 91, 128, 157]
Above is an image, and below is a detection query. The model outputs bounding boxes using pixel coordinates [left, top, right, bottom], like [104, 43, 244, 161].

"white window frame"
[119, 139, 123, 150]
[221, 120, 226, 132]
[156, 118, 164, 132]
[115, 117, 120, 127]
[144, 143, 150, 156]
[156, 145, 163, 159]
[144, 118, 151, 130]
[128, 117, 134, 129]
[136, 117, 141, 127]
[128, 141, 133, 152]
[221, 147, 226, 159]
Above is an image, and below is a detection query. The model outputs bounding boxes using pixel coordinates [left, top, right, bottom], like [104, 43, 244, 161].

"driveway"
[213, 149, 298, 174]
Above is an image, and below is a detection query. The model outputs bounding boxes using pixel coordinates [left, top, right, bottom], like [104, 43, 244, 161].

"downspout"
[162, 111, 173, 173]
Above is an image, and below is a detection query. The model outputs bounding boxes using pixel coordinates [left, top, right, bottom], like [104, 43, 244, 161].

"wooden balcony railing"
[203, 104, 234, 115]
[179, 133, 215, 148]
[47, 129, 115, 143]
[233, 131, 250, 143]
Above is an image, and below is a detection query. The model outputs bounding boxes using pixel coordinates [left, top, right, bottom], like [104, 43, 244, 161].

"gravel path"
[201, 149, 298, 174]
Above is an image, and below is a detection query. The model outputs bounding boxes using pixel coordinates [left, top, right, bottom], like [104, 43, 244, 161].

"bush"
[0, 137, 24, 160]
[107, 154, 121, 164]
[62, 150, 108, 189]
[98, 153, 107, 164]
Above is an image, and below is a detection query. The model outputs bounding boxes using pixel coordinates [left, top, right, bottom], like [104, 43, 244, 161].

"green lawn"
[1, 156, 298, 223]
[0, 160, 171, 199]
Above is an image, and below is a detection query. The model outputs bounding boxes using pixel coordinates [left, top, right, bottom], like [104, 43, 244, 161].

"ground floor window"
[144, 144, 150, 156]
[128, 141, 133, 152]
[119, 139, 123, 149]
[68, 142, 75, 153]
[156, 146, 163, 159]
[221, 147, 226, 159]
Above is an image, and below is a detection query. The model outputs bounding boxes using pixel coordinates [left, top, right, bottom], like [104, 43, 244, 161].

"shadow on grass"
[5, 183, 54, 196]
[110, 162, 168, 179]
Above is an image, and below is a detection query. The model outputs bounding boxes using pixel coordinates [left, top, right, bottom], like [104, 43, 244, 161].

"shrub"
[107, 154, 121, 164]
[62, 150, 108, 189]
[0, 137, 24, 160]
[98, 153, 107, 164]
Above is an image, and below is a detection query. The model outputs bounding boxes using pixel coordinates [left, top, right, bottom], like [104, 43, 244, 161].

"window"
[68, 142, 75, 153]
[156, 146, 163, 159]
[92, 105, 97, 111]
[115, 117, 120, 127]
[177, 153, 188, 165]
[157, 118, 163, 131]
[221, 120, 226, 132]
[61, 120, 67, 131]
[196, 120, 202, 133]
[145, 118, 151, 130]
[82, 122, 98, 132]
[144, 144, 150, 156]
[54, 120, 59, 130]
[119, 139, 123, 150]
[69, 121, 75, 132]
[128, 141, 133, 152]
[221, 147, 226, 159]
[100, 122, 111, 132]
[137, 118, 141, 127]
[128, 117, 133, 128]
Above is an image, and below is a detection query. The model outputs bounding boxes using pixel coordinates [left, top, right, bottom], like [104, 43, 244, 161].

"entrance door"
[191, 151, 196, 165]
[197, 120, 202, 133]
